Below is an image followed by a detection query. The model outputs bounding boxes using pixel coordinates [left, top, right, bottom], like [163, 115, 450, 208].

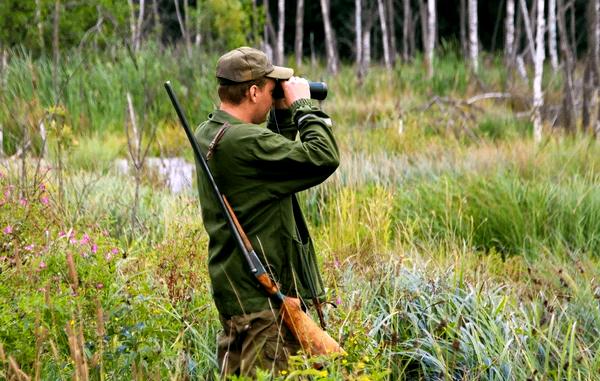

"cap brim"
[266, 65, 294, 80]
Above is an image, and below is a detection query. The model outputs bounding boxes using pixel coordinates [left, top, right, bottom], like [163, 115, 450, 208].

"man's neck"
[219, 102, 253, 124]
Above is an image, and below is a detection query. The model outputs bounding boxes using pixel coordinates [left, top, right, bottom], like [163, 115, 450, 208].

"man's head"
[216, 47, 293, 123]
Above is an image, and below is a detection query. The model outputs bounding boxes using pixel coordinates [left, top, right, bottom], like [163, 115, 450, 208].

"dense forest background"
[0, 0, 595, 60]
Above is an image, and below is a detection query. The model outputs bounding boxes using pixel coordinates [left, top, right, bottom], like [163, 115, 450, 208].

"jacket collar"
[208, 109, 245, 125]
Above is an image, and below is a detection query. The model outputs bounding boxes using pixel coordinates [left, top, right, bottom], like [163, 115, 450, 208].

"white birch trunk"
[35, 0, 45, 52]
[468, 0, 478, 73]
[426, 0, 436, 78]
[377, 0, 391, 68]
[39, 121, 47, 158]
[356, 0, 362, 67]
[295, 0, 304, 68]
[128, 0, 137, 51]
[505, 0, 515, 63]
[320, 0, 339, 74]
[533, 0, 545, 142]
[402, 0, 411, 60]
[363, 28, 371, 68]
[136, 0, 145, 51]
[518, 0, 536, 64]
[548, 0, 559, 70]
[174, 0, 191, 56]
[276, 0, 285, 65]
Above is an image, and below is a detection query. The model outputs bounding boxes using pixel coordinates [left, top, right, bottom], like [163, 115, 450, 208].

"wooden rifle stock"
[164, 81, 344, 357]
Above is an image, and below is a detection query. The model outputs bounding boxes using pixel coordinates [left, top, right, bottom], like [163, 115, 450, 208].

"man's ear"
[248, 85, 258, 103]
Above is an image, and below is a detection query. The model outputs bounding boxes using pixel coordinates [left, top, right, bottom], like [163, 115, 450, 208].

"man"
[193, 47, 339, 377]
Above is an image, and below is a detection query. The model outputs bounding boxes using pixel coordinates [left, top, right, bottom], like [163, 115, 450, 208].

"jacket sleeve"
[236, 99, 340, 197]
[266, 109, 298, 141]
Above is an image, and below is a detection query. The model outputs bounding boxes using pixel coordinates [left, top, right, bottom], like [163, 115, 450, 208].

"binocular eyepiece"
[273, 81, 328, 101]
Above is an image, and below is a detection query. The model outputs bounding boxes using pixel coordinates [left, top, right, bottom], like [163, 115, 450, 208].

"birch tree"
[129, 0, 146, 52]
[582, 0, 599, 133]
[468, 0, 478, 73]
[548, 0, 559, 71]
[533, 0, 545, 142]
[518, 0, 536, 64]
[505, 0, 515, 65]
[557, 0, 576, 133]
[275, 0, 285, 65]
[356, 0, 362, 68]
[460, 0, 468, 57]
[386, 0, 397, 66]
[377, 0, 392, 68]
[295, 0, 304, 68]
[173, 0, 191, 56]
[320, 0, 339, 74]
[425, 0, 436, 78]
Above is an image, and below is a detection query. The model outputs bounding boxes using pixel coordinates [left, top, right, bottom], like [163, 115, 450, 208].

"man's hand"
[278, 77, 310, 109]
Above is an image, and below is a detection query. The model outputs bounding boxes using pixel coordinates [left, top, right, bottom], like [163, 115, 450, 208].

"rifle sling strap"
[206, 122, 231, 160]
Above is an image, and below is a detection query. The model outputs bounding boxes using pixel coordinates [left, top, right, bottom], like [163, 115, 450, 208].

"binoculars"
[273, 80, 328, 101]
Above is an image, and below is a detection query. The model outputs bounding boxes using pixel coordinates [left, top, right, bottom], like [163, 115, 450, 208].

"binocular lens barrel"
[308, 82, 328, 100]
[273, 81, 328, 100]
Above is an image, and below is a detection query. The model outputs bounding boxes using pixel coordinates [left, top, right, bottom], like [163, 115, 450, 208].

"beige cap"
[216, 47, 293, 82]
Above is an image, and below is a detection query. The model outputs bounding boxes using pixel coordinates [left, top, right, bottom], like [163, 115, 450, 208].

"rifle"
[164, 81, 344, 357]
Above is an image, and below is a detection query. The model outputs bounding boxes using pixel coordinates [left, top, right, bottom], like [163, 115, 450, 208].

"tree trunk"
[377, 0, 391, 68]
[557, 0, 576, 133]
[505, 0, 515, 65]
[582, 0, 600, 133]
[320, 0, 339, 74]
[263, 0, 275, 61]
[295, 0, 304, 68]
[460, 0, 468, 58]
[418, 0, 428, 54]
[361, 9, 374, 78]
[548, 0, 559, 71]
[468, 0, 478, 73]
[425, 0, 436, 79]
[582, 60, 593, 132]
[533, 0, 545, 142]
[356, 0, 363, 67]
[35, 0, 45, 53]
[275, 0, 285, 65]
[174, 0, 191, 56]
[386, 0, 397, 66]
[402, 0, 411, 61]
[195, 1, 202, 46]
[518, 0, 536, 65]
[137, 0, 146, 51]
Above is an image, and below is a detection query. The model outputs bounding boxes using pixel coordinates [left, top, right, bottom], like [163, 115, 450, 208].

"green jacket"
[194, 99, 339, 317]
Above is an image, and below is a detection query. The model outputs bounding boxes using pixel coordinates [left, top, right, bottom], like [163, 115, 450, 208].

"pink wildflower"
[39, 183, 46, 191]
[3, 225, 13, 235]
[40, 196, 49, 205]
[91, 243, 98, 254]
[58, 231, 67, 238]
[105, 253, 113, 261]
[96, 283, 104, 289]
[19, 198, 28, 206]
[24, 244, 35, 251]
[39, 261, 47, 269]
[80, 233, 90, 245]
[336, 296, 342, 305]
[111, 248, 119, 255]
[334, 259, 340, 269]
